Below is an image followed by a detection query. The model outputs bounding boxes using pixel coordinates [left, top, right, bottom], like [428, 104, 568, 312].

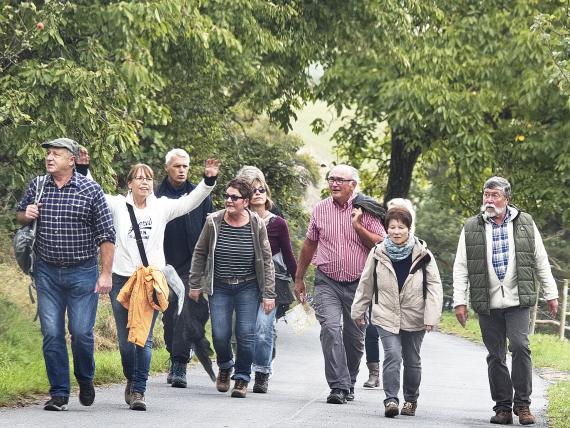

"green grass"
[438, 311, 570, 427]
[548, 381, 570, 428]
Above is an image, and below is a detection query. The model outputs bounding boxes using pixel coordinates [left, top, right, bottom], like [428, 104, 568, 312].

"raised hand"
[204, 158, 220, 178]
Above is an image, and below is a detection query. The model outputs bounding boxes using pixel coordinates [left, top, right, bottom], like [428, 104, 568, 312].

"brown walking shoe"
[400, 401, 417, 416]
[216, 367, 233, 393]
[514, 407, 535, 425]
[230, 379, 248, 398]
[490, 409, 513, 424]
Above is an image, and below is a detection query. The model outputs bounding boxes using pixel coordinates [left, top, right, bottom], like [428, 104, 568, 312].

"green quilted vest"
[463, 210, 536, 314]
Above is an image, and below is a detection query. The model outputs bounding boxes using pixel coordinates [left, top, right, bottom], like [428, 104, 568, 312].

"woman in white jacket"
[106, 159, 218, 411]
[351, 206, 443, 419]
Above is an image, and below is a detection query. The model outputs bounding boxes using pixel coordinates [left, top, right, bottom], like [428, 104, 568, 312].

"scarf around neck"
[384, 235, 415, 261]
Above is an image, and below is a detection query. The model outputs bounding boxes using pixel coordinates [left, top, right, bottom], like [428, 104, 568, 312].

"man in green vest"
[452, 176, 558, 426]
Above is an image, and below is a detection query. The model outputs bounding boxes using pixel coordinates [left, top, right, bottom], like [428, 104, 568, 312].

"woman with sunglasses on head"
[104, 159, 219, 411]
[189, 177, 276, 399]
[237, 167, 297, 394]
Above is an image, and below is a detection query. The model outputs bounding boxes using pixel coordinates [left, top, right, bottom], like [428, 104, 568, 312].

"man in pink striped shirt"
[295, 164, 385, 405]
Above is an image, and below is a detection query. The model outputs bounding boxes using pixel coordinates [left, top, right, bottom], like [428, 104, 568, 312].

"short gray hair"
[165, 148, 190, 166]
[483, 176, 512, 198]
[330, 164, 360, 183]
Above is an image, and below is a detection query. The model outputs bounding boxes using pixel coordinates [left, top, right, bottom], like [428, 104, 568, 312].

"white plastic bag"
[285, 302, 317, 335]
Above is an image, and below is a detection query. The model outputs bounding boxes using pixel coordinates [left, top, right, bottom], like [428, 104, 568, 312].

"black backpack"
[373, 253, 431, 304]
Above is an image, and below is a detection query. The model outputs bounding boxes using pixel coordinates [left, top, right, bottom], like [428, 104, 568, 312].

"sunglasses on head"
[224, 193, 245, 202]
[253, 187, 266, 194]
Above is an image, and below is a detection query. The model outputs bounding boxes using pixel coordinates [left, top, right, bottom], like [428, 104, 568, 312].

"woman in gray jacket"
[351, 205, 443, 418]
[189, 177, 275, 399]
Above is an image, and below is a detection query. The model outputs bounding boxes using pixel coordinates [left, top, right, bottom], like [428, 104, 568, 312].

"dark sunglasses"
[253, 187, 266, 194]
[224, 193, 245, 202]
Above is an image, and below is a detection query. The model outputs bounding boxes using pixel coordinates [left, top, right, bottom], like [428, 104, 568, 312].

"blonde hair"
[236, 165, 274, 210]
[127, 163, 154, 182]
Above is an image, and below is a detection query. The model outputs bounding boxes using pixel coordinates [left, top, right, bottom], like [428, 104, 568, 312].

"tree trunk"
[383, 130, 422, 204]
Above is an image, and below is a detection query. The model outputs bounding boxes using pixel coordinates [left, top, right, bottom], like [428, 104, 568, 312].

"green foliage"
[1, 0, 320, 231]
[310, 1, 570, 227]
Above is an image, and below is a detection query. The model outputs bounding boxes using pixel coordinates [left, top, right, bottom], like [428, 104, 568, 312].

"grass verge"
[438, 311, 570, 428]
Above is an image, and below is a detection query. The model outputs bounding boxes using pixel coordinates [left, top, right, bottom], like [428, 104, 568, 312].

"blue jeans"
[110, 274, 158, 393]
[252, 304, 277, 374]
[209, 280, 259, 382]
[34, 257, 99, 397]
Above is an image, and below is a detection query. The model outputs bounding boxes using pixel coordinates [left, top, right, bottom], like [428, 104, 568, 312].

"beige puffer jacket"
[351, 238, 443, 334]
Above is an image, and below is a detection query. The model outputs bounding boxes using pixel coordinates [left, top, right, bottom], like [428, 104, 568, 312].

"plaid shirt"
[17, 172, 115, 266]
[489, 207, 512, 282]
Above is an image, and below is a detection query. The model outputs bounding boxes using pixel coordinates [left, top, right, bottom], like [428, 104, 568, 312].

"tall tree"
[311, 1, 570, 225]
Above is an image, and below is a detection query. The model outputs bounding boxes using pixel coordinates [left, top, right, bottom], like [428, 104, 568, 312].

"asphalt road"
[0, 319, 550, 427]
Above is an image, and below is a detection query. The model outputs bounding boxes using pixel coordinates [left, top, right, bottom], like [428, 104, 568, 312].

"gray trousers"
[478, 306, 532, 411]
[378, 326, 425, 405]
[313, 269, 365, 392]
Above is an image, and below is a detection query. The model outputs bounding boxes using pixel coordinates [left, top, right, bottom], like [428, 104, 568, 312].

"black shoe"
[253, 372, 270, 393]
[327, 388, 347, 404]
[171, 361, 188, 388]
[78, 381, 95, 406]
[130, 392, 146, 411]
[346, 387, 355, 401]
[44, 396, 69, 411]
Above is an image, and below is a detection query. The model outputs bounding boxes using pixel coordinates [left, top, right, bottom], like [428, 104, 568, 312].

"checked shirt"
[17, 172, 115, 266]
[489, 207, 512, 282]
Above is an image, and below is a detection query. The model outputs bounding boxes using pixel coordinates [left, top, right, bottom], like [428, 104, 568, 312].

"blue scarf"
[384, 235, 415, 261]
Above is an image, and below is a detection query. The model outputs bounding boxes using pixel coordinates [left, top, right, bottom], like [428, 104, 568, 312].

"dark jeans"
[161, 273, 194, 364]
[365, 321, 380, 363]
[34, 257, 99, 397]
[313, 269, 365, 392]
[209, 280, 259, 382]
[478, 306, 532, 411]
[110, 274, 158, 393]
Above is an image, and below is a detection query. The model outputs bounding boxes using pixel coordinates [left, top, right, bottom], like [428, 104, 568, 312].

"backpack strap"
[373, 258, 379, 304]
[126, 203, 149, 267]
[410, 253, 431, 300]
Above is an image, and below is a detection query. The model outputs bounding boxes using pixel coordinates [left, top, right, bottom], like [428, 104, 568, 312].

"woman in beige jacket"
[351, 206, 443, 418]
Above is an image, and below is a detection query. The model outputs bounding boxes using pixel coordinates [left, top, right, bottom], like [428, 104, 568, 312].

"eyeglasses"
[225, 193, 245, 202]
[327, 177, 354, 185]
[133, 176, 153, 182]
[253, 187, 266, 194]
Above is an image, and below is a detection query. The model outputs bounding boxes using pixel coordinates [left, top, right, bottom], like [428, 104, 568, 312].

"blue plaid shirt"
[490, 208, 512, 282]
[17, 172, 115, 266]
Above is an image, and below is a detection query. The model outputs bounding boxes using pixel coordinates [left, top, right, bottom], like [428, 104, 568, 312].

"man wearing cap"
[16, 138, 116, 411]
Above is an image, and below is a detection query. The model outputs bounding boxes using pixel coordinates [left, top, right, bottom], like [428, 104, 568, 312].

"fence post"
[559, 279, 568, 341]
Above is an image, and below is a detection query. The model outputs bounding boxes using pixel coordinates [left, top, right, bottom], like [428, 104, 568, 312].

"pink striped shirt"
[306, 195, 385, 282]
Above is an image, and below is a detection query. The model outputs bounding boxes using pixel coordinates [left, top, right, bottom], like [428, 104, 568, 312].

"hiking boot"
[78, 381, 95, 406]
[167, 360, 174, 384]
[171, 361, 188, 388]
[490, 409, 513, 424]
[129, 392, 146, 411]
[346, 387, 355, 401]
[514, 407, 535, 425]
[253, 372, 269, 393]
[216, 367, 233, 393]
[326, 388, 347, 404]
[124, 380, 132, 405]
[400, 401, 417, 416]
[44, 396, 69, 411]
[363, 362, 380, 388]
[384, 401, 399, 418]
[230, 380, 248, 398]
